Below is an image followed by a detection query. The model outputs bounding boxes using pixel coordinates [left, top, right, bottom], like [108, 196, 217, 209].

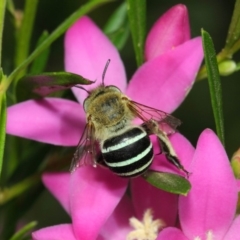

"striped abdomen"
[101, 127, 153, 177]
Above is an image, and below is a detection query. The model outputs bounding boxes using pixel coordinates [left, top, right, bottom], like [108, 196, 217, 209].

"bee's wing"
[70, 121, 97, 172]
[128, 100, 181, 135]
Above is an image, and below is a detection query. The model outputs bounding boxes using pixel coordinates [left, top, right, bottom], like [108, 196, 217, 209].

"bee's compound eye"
[106, 85, 121, 93]
[83, 96, 90, 112]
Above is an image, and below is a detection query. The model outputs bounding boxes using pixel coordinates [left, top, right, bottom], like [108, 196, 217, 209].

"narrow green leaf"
[9, 221, 37, 240]
[0, 91, 6, 177]
[104, 2, 129, 50]
[126, 0, 146, 66]
[30, 31, 50, 74]
[0, 174, 40, 205]
[0, 0, 7, 66]
[14, 0, 39, 70]
[5, 0, 113, 92]
[107, 27, 129, 50]
[6, 0, 15, 17]
[104, 2, 127, 33]
[20, 72, 95, 96]
[143, 170, 191, 195]
[225, 0, 240, 52]
[202, 29, 225, 146]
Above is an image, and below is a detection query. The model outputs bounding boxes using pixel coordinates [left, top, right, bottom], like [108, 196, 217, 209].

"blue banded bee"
[70, 60, 189, 177]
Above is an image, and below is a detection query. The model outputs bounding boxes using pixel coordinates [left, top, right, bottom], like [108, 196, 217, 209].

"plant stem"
[14, 0, 39, 71]
[3, 0, 112, 93]
[127, 0, 146, 66]
[0, 0, 6, 67]
[0, 91, 6, 178]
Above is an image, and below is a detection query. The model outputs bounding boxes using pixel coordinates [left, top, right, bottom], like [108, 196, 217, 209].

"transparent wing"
[128, 100, 181, 135]
[127, 100, 189, 176]
[70, 121, 97, 172]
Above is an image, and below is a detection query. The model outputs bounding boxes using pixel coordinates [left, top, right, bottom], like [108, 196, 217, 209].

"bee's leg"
[157, 132, 189, 178]
[142, 120, 189, 178]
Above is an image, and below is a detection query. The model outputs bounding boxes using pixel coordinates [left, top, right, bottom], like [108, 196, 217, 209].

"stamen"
[206, 230, 214, 240]
[194, 230, 214, 240]
[127, 208, 165, 240]
[194, 237, 201, 240]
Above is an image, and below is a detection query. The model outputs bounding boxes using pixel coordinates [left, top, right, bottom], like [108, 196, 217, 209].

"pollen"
[206, 231, 214, 240]
[194, 230, 214, 240]
[126, 208, 165, 240]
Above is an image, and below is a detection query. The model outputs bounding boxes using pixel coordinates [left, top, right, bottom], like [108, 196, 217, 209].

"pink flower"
[157, 129, 239, 240]
[32, 132, 195, 240]
[6, 4, 203, 146]
[6, 5, 203, 239]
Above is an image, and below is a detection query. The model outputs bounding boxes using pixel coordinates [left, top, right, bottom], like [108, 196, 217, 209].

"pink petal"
[131, 134, 194, 227]
[157, 227, 188, 240]
[42, 173, 70, 214]
[224, 215, 240, 240]
[179, 129, 238, 239]
[126, 37, 203, 113]
[69, 166, 128, 240]
[99, 194, 134, 240]
[32, 224, 76, 240]
[151, 132, 195, 176]
[145, 4, 190, 60]
[64, 16, 127, 104]
[237, 179, 240, 191]
[131, 176, 178, 226]
[6, 98, 85, 146]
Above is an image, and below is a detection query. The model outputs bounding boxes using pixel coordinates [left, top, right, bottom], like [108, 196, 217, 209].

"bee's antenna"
[74, 85, 91, 94]
[102, 59, 111, 86]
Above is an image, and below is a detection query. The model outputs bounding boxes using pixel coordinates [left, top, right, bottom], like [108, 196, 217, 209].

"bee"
[70, 60, 189, 178]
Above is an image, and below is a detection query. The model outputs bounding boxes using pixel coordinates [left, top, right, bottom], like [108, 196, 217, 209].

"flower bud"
[218, 60, 237, 76]
[145, 4, 190, 60]
[231, 148, 240, 178]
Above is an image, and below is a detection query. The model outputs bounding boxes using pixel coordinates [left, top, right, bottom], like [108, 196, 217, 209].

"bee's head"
[83, 85, 121, 112]
[82, 59, 123, 112]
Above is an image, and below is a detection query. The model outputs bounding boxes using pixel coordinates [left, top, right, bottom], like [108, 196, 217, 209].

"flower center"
[194, 230, 214, 240]
[126, 208, 165, 240]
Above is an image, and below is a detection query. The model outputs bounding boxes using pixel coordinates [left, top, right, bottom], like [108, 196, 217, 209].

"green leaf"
[9, 221, 37, 240]
[6, 0, 113, 91]
[104, 2, 129, 50]
[107, 27, 129, 50]
[6, 0, 15, 17]
[20, 72, 95, 96]
[127, 0, 146, 66]
[30, 31, 50, 74]
[143, 170, 191, 195]
[225, 0, 240, 53]
[0, 91, 6, 177]
[201, 29, 225, 146]
[0, 174, 40, 205]
[104, 2, 127, 33]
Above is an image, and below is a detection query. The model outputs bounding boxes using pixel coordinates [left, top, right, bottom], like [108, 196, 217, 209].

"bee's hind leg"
[142, 120, 190, 178]
[157, 134, 190, 178]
